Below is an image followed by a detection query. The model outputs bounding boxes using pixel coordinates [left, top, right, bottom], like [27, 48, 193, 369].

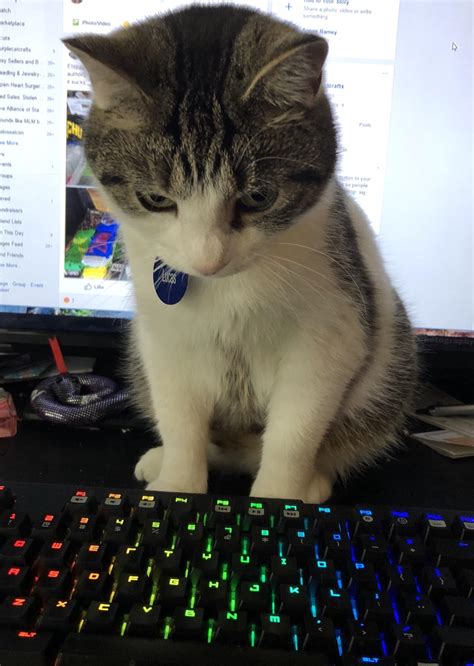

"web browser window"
[0, 0, 472, 332]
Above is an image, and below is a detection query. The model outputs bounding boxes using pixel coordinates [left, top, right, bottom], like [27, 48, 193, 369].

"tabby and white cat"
[64, 5, 416, 503]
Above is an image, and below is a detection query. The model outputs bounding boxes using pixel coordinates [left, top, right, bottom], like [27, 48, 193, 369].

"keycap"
[393, 536, 427, 566]
[453, 515, 474, 540]
[0, 486, 14, 511]
[0, 537, 39, 566]
[458, 569, 474, 598]
[168, 495, 196, 524]
[390, 623, 426, 659]
[82, 601, 120, 634]
[242, 500, 270, 529]
[214, 524, 240, 553]
[73, 570, 112, 605]
[347, 561, 378, 590]
[422, 513, 451, 541]
[172, 606, 205, 640]
[442, 595, 474, 628]
[386, 510, 418, 538]
[192, 550, 220, 577]
[361, 591, 394, 625]
[31, 513, 66, 540]
[198, 578, 228, 610]
[58, 634, 330, 664]
[217, 610, 248, 643]
[287, 528, 313, 564]
[400, 593, 438, 631]
[358, 534, 389, 564]
[279, 583, 309, 616]
[0, 595, 39, 628]
[177, 521, 204, 553]
[37, 598, 80, 633]
[341, 657, 396, 666]
[114, 573, 151, 610]
[323, 530, 352, 562]
[270, 555, 299, 583]
[103, 517, 136, 548]
[278, 501, 304, 531]
[37, 539, 74, 571]
[346, 620, 381, 655]
[0, 565, 32, 596]
[239, 581, 269, 612]
[311, 560, 338, 587]
[32, 567, 72, 601]
[0, 511, 30, 538]
[231, 553, 259, 580]
[114, 545, 146, 574]
[432, 625, 474, 661]
[422, 566, 458, 599]
[207, 497, 235, 526]
[134, 493, 161, 524]
[75, 542, 109, 573]
[158, 575, 188, 609]
[127, 603, 161, 637]
[64, 490, 98, 516]
[0, 629, 54, 665]
[67, 515, 99, 543]
[320, 588, 352, 622]
[303, 616, 339, 657]
[97, 492, 130, 520]
[155, 547, 182, 575]
[142, 518, 170, 549]
[433, 539, 474, 570]
[352, 507, 383, 535]
[384, 564, 417, 592]
[251, 526, 277, 558]
[259, 613, 292, 649]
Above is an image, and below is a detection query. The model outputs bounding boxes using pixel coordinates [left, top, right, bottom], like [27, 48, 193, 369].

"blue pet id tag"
[153, 258, 188, 305]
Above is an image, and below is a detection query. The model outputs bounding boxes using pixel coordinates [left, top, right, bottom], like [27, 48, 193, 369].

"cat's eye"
[237, 189, 277, 212]
[137, 192, 176, 213]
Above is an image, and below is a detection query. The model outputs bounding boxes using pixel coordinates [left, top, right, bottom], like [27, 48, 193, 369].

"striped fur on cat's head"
[64, 5, 337, 277]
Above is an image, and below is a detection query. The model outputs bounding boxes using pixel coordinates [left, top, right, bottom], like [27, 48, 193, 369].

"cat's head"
[64, 5, 336, 278]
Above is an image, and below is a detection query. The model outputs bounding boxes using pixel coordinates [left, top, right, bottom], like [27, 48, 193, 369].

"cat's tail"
[208, 431, 262, 475]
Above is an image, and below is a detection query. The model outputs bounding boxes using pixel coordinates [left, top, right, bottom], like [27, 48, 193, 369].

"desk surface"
[1, 420, 473, 510]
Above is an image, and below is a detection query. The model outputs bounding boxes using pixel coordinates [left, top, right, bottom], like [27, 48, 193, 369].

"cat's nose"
[192, 258, 229, 276]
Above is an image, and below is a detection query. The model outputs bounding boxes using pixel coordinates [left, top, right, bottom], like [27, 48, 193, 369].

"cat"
[64, 4, 417, 503]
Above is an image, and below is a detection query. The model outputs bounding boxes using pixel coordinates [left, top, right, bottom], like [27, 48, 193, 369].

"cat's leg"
[250, 336, 362, 501]
[135, 447, 164, 484]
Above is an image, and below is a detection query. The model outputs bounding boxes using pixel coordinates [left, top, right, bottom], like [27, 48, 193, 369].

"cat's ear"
[242, 36, 328, 111]
[63, 35, 149, 118]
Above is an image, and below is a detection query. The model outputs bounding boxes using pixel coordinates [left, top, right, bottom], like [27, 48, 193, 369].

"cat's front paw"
[250, 478, 306, 501]
[306, 472, 333, 504]
[134, 446, 164, 484]
[146, 475, 208, 494]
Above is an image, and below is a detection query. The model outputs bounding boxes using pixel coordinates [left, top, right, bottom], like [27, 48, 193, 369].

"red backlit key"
[0, 486, 14, 511]
[31, 513, 66, 540]
[0, 565, 32, 597]
[0, 537, 39, 566]
[0, 596, 40, 628]
[0, 629, 54, 665]
[64, 490, 98, 516]
[32, 567, 72, 602]
[0, 511, 30, 538]
[37, 540, 74, 571]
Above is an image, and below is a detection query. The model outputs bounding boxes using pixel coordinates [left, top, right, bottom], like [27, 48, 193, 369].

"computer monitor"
[0, 0, 472, 347]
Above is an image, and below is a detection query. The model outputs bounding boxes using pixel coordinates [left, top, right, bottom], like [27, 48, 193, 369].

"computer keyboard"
[0, 482, 472, 665]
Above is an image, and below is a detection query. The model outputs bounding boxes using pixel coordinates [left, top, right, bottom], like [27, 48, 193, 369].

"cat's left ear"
[63, 35, 150, 122]
[242, 36, 328, 111]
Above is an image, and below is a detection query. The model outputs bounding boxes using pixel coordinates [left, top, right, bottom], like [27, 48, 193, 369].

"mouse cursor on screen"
[452, 42, 458, 51]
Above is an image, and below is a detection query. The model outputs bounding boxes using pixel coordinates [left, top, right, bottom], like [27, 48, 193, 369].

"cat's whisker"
[271, 242, 369, 316]
[248, 155, 321, 171]
[234, 125, 270, 171]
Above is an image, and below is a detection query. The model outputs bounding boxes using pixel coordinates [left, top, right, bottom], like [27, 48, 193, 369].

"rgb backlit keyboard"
[0, 482, 472, 665]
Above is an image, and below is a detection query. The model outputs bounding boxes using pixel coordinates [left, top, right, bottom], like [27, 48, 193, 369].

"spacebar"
[58, 635, 328, 665]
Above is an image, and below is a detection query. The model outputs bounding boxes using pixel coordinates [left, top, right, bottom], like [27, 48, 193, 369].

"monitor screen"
[0, 0, 472, 337]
